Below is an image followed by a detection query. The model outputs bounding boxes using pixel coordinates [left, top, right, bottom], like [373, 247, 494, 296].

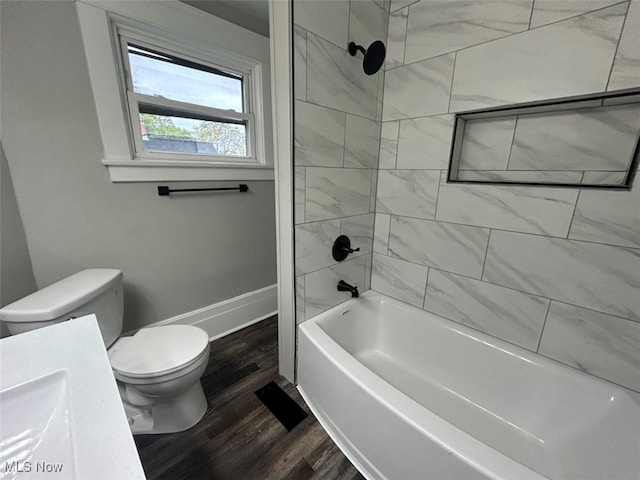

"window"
[76, 1, 273, 182]
[122, 41, 254, 161]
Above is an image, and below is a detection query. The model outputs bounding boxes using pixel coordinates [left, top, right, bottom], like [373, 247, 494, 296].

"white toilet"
[0, 269, 210, 435]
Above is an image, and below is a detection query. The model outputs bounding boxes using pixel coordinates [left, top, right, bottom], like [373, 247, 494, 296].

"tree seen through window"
[139, 113, 247, 156]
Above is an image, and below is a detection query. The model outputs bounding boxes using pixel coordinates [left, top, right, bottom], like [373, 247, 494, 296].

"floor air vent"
[254, 381, 308, 431]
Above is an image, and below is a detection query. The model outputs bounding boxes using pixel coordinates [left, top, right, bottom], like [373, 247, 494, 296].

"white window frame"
[76, 0, 274, 182]
[119, 33, 257, 164]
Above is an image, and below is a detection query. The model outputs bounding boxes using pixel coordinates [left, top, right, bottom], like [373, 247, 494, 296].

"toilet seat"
[109, 325, 209, 379]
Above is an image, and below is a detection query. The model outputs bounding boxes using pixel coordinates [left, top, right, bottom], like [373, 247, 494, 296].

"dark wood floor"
[134, 316, 365, 480]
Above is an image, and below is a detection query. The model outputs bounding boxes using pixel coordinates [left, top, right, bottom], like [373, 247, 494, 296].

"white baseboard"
[127, 284, 278, 341]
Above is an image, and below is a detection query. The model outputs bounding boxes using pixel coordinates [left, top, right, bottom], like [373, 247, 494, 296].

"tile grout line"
[401, 6, 409, 67]
[296, 98, 384, 123]
[300, 251, 369, 277]
[373, 0, 390, 17]
[528, 0, 536, 30]
[303, 166, 308, 225]
[378, 255, 640, 324]
[380, 167, 626, 174]
[299, 274, 306, 324]
[347, 0, 351, 47]
[386, 214, 393, 255]
[422, 267, 431, 309]
[342, 112, 348, 168]
[604, 0, 630, 91]
[378, 4, 390, 139]
[302, 20, 353, 55]
[453, 169, 621, 173]
[387, 49, 454, 74]
[505, 116, 519, 170]
[304, 25, 308, 101]
[389, 0, 420, 15]
[447, 51, 457, 114]
[370, 168, 378, 214]
[380, 1, 391, 73]
[432, 169, 443, 219]
[536, 349, 640, 394]
[385, 110, 456, 123]
[363, 210, 640, 251]
[393, 120, 400, 169]
[298, 212, 374, 228]
[371, 211, 380, 260]
[299, 164, 383, 170]
[384, 0, 630, 74]
[480, 229, 492, 280]
[566, 189, 582, 238]
[536, 300, 552, 352]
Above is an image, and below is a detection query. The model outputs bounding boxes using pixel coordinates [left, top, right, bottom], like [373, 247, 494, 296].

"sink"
[0, 371, 73, 479]
[0, 316, 145, 479]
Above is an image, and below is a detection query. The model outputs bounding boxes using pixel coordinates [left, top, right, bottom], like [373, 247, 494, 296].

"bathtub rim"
[297, 296, 549, 480]
[307, 290, 638, 401]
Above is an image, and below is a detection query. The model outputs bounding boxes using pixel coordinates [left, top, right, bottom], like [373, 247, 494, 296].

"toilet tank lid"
[0, 269, 123, 323]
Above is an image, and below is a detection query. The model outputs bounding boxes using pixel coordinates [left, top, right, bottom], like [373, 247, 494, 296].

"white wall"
[0, 142, 37, 330]
[181, 0, 269, 37]
[372, 0, 640, 393]
[0, 0, 277, 331]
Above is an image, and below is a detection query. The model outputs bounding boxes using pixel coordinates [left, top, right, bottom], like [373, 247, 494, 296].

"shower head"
[348, 40, 386, 75]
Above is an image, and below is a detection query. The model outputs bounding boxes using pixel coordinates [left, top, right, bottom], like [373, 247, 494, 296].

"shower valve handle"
[332, 235, 359, 262]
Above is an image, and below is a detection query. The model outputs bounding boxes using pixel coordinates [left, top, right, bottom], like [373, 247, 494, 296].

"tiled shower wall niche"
[372, 0, 640, 393]
[451, 94, 640, 186]
[294, 0, 389, 321]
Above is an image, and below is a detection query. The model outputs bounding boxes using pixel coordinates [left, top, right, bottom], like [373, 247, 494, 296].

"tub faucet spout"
[337, 280, 359, 298]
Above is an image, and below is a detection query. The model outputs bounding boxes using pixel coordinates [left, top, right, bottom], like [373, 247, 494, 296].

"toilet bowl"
[0, 269, 211, 435]
[108, 324, 211, 434]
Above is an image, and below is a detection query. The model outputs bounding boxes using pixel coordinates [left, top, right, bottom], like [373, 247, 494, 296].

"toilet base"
[121, 382, 208, 435]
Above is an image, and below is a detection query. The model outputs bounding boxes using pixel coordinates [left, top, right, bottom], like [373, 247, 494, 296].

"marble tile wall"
[373, 0, 640, 393]
[449, 3, 628, 111]
[294, 0, 389, 322]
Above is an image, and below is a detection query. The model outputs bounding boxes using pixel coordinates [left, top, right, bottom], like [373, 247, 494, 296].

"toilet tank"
[0, 269, 124, 347]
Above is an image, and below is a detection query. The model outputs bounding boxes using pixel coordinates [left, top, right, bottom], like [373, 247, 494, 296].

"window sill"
[102, 159, 275, 182]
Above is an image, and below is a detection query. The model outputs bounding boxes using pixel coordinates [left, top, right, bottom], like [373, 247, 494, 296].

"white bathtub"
[297, 292, 640, 480]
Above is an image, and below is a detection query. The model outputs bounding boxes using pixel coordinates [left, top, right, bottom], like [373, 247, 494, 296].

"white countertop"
[0, 316, 146, 479]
